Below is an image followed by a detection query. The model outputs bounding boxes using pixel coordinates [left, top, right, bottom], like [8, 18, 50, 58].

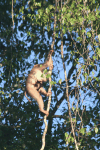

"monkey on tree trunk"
[25, 50, 54, 116]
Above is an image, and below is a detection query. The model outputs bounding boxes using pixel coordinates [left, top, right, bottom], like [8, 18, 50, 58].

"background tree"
[0, 0, 100, 150]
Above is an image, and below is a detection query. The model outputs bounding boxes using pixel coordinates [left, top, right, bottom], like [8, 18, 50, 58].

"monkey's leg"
[39, 87, 52, 96]
[26, 83, 49, 116]
[38, 87, 47, 96]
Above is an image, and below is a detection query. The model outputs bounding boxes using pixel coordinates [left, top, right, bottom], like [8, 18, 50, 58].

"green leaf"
[87, 32, 91, 37]
[0, 91, 4, 94]
[43, 69, 48, 74]
[72, 107, 75, 111]
[46, 74, 51, 78]
[62, 6, 66, 12]
[96, 48, 100, 57]
[80, 128, 85, 135]
[93, 0, 95, 4]
[35, 2, 41, 7]
[71, 137, 74, 143]
[65, 132, 69, 138]
[93, 56, 96, 60]
[87, 131, 91, 136]
[59, 79, 62, 85]
[48, 5, 54, 10]
[82, 29, 85, 33]
[46, 8, 50, 13]
[95, 127, 98, 134]
[50, 81, 56, 85]
[98, 34, 100, 41]
[88, 77, 91, 81]
[92, 71, 94, 76]
[72, 118, 76, 122]
[63, 28, 66, 34]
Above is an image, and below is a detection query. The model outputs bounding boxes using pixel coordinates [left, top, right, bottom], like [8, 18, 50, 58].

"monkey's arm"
[30, 63, 48, 73]
[39, 87, 51, 96]
[39, 50, 54, 72]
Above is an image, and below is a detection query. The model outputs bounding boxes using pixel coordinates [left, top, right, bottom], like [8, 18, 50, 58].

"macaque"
[25, 50, 54, 116]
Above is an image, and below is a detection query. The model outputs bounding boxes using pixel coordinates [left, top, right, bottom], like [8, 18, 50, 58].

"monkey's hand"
[50, 50, 54, 55]
[47, 91, 52, 97]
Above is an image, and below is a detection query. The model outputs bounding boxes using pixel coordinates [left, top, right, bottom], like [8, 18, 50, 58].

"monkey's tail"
[25, 91, 32, 103]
